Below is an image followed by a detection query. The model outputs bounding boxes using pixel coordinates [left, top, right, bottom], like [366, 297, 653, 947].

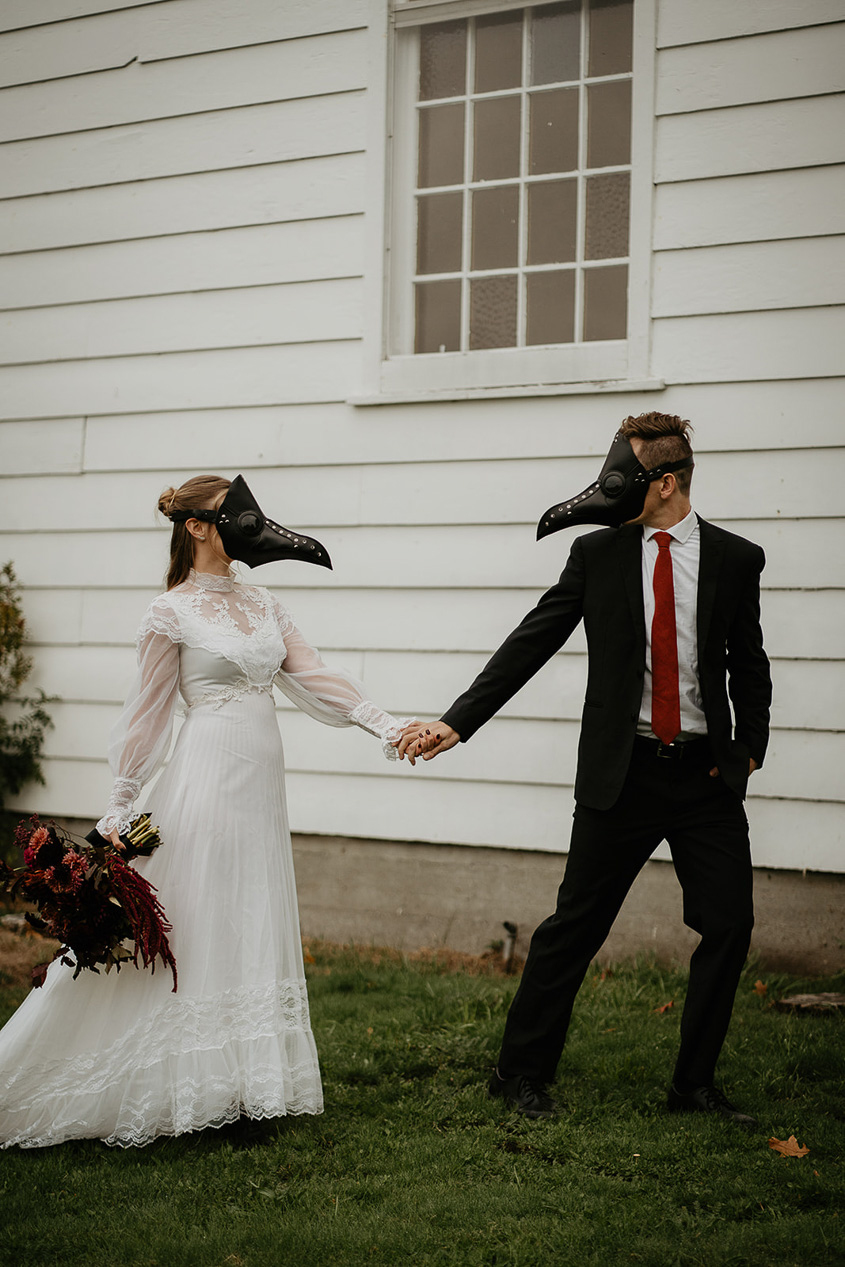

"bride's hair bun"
[158, 486, 179, 518]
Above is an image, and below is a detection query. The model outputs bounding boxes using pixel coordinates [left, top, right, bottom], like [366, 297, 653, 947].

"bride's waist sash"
[182, 679, 274, 712]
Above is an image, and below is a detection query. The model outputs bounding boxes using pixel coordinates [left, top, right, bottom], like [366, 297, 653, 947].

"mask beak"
[215, 476, 332, 570]
[537, 433, 694, 539]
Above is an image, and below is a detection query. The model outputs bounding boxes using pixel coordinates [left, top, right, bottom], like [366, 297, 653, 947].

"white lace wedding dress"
[0, 570, 408, 1149]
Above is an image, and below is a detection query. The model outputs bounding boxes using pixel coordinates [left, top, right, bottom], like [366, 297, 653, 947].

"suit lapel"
[697, 517, 725, 650]
[617, 525, 646, 645]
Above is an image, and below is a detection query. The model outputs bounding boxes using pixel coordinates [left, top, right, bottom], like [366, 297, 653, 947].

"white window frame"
[353, 0, 661, 404]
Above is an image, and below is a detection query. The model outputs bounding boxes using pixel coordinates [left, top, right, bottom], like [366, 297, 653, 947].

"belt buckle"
[655, 741, 676, 759]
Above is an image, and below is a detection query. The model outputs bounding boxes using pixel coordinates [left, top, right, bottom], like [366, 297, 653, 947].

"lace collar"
[188, 568, 237, 592]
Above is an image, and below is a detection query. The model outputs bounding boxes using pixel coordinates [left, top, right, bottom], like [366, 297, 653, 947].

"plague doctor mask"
[537, 432, 694, 539]
[170, 474, 332, 570]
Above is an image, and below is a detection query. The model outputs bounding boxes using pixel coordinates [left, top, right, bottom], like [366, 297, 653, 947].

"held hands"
[394, 720, 460, 766]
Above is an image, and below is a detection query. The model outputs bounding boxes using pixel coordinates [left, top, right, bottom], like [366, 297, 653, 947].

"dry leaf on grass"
[769, 1135, 810, 1158]
[653, 1000, 674, 1015]
[753, 980, 768, 996]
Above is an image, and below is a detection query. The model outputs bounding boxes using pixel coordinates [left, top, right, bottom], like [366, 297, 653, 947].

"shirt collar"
[644, 507, 698, 545]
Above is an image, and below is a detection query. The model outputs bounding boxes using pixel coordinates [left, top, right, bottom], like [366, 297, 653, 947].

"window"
[356, 0, 658, 402]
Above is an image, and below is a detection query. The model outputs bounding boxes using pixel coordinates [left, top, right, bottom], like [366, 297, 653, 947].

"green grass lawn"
[1, 940, 842, 1267]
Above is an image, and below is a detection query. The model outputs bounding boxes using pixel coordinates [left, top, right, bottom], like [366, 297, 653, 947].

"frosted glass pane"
[470, 275, 517, 349]
[526, 270, 575, 344]
[583, 265, 627, 340]
[416, 280, 462, 352]
[472, 186, 519, 270]
[587, 80, 631, 168]
[529, 88, 578, 175]
[527, 180, 577, 264]
[417, 192, 464, 274]
[418, 103, 465, 188]
[420, 21, 467, 101]
[475, 12, 523, 93]
[473, 96, 521, 180]
[530, 2, 580, 86]
[589, 0, 633, 77]
[585, 172, 629, 259]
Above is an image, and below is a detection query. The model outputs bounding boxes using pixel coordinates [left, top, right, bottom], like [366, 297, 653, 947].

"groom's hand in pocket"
[396, 721, 459, 765]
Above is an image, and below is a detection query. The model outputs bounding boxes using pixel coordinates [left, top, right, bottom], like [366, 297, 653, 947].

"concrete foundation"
[291, 834, 845, 977]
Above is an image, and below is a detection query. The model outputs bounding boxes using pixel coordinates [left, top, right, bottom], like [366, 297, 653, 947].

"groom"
[397, 413, 771, 1126]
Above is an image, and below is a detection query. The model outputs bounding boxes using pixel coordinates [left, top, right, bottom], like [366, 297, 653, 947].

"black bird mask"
[170, 475, 332, 570]
[537, 432, 694, 538]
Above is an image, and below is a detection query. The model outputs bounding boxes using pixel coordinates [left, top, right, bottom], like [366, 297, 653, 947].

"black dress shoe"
[667, 1083, 758, 1127]
[488, 1071, 557, 1119]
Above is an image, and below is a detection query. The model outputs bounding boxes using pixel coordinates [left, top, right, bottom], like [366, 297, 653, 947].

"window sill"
[350, 376, 665, 406]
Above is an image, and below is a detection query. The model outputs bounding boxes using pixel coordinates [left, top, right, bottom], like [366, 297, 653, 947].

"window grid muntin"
[412, 0, 632, 352]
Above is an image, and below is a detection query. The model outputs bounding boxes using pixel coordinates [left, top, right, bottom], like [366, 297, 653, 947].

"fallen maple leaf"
[653, 1000, 674, 1015]
[769, 1135, 810, 1158]
[754, 980, 768, 996]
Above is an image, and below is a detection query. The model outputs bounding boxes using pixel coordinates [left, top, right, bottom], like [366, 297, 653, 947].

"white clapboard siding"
[0, 342, 361, 418]
[28, 643, 834, 741]
[652, 308, 845, 383]
[0, 418, 84, 474]
[0, 0, 368, 87]
[71, 379, 845, 474]
[0, 93, 365, 200]
[0, 280, 362, 364]
[0, 154, 365, 255]
[7, 758, 842, 873]
[0, 1, 168, 33]
[654, 167, 845, 250]
[656, 23, 845, 115]
[0, 219, 363, 310]
[0, 29, 368, 143]
[6, 449, 845, 531]
[657, 0, 845, 49]
[3, 520, 844, 592]
[21, 584, 843, 665]
[655, 97, 845, 184]
[652, 238, 845, 317]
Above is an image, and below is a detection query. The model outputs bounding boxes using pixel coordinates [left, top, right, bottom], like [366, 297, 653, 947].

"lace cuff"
[96, 777, 142, 837]
[349, 703, 417, 761]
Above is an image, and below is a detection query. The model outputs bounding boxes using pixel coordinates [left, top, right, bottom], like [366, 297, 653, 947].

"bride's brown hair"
[157, 475, 231, 590]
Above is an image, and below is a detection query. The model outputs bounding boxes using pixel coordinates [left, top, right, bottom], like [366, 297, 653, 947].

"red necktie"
[651, 531, 681, 746]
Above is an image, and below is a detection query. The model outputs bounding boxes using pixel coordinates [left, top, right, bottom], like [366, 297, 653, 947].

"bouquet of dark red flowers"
[1, 814, 177, 991]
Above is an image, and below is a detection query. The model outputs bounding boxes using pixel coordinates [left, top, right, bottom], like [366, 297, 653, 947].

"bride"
[0, 474, 412, 1149]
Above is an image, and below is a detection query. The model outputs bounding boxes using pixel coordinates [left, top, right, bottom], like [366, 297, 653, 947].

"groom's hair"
[619, 412, 694, 494]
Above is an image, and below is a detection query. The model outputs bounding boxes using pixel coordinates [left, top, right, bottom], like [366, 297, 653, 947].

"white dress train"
[0, 570, 407, 1149]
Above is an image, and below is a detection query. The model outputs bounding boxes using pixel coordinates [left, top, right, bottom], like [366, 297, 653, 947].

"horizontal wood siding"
[0, 0, 842, 878]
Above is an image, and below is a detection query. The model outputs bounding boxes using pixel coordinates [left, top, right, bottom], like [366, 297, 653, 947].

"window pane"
[415, 280, 462, 352]
[529, 88, 578, 175]
[530, 2, 580, 86]
[587, 80, 631, 168]
[470, 275, 517, 349]
[589, 0, 633, 77]
[472, 186, 519, 270]
[583, 265, 627, 340]
[420, 20, 467, 101]
[473, 95, 521, 181]
[475, 12, 523, 93]
[418, 103, 465, 188]
[526, 270, 575, 344]
[527, 179, 577, 264]
[585, 172, 629, 259]
[417, 192, 463, 274]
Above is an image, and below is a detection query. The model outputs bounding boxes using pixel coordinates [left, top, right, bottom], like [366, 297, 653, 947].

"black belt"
[633, 735, 710, 761]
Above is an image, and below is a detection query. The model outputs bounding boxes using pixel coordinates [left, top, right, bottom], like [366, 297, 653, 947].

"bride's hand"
[396, 721, 459, 765]
[108, 829, 125, 851]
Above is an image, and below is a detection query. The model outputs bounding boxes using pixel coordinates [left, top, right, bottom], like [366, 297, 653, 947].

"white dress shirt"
[637, 507, 708, 740]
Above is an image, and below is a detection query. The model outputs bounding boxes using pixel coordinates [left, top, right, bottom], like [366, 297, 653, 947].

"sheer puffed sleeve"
[270, 596, 413, 759]
[96, 599, 182, 836]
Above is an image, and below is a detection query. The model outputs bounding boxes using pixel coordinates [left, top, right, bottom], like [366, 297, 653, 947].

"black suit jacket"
[443, 517, 772, 810]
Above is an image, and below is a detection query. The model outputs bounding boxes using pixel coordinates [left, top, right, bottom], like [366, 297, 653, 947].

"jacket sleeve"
[726, 544, 772, 767]
[443, 536, 586, 741]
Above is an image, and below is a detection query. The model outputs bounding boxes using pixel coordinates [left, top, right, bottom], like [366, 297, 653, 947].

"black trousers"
[497, 739, 754, 1089]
